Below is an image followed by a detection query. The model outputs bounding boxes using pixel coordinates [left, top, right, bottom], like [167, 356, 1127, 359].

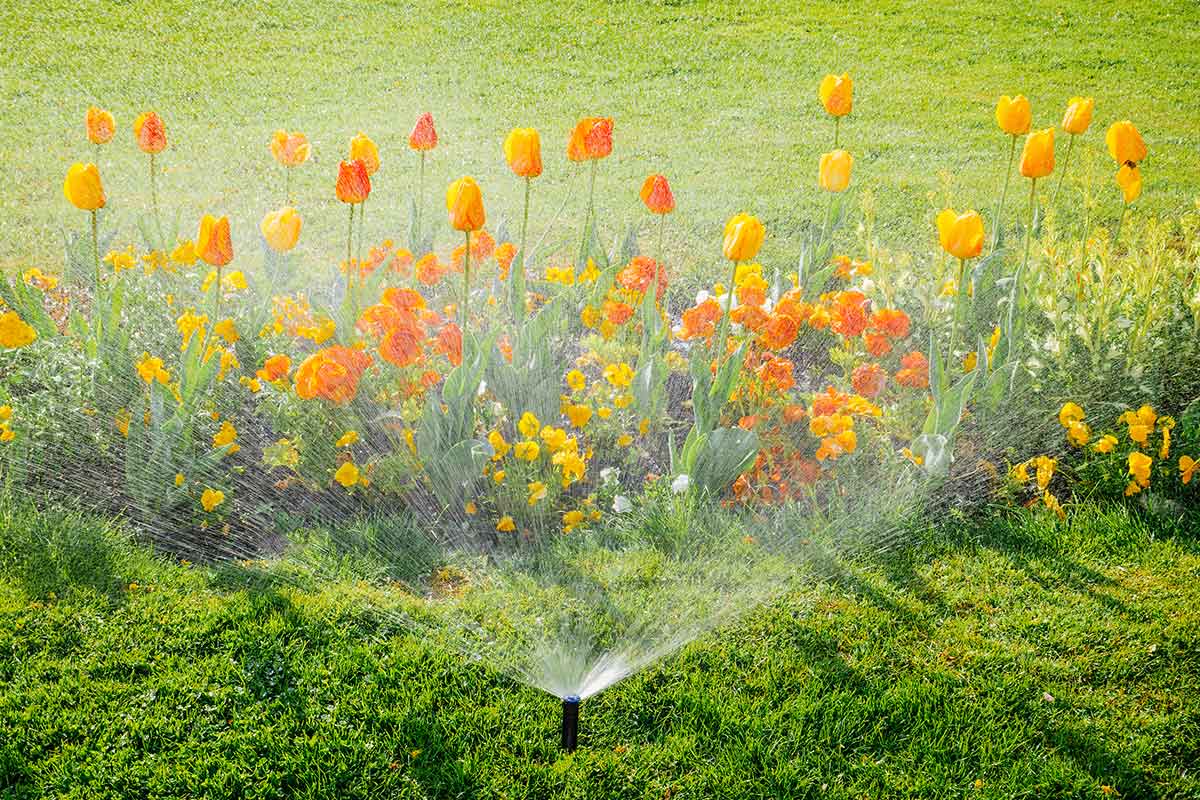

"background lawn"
[3, 0, 1199, 278]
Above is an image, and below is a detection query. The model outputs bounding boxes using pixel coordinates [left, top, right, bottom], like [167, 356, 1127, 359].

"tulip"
[197, 215, 233, 267]
[567, 117, 613, 162]
[1106, 120, 1147, 166]
[717, 213, 765, 366]
[270, 130, 311, 167]
[336, 159, 371, 205]
[1053, 98, 1094, 206]
[936, 209, 984, 260]
[133, 111, 167, 154]
[994, 95, 1031, 136]
[1116, 164, 1141, 204]
[1019, 127, 1055, 179]
[503, 128, 543, 178]
[446, 177, 485, 322]
[64, 162, 106, 286]
[640, 174, 674, 215]
[818, 150, 853, 193]
[260, 207, 302, 252]
[349, 131, 380, 175]
[86, 106, 115, 145]
[819, 73, 853, 118]
[409, 112, 438, 151]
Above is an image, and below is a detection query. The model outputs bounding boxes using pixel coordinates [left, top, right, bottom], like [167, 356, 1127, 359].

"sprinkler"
[561, 695, 580, 751]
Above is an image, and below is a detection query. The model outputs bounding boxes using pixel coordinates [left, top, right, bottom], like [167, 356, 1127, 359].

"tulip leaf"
[692, 427, 759, 495]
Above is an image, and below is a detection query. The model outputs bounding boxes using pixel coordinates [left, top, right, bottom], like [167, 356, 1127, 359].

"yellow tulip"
[1116, 164, 1142, 204]
[349, 131, 380, 175]
[1019, 128, 1055, 179]
[446, 177, 485, 232]
[722, 213, 764, 262]
[995, 95, 1032, 136]
[63, 162, 106, 211]
[1106, 120, 1147, 166]
[818, 73, 853, 117]
[935, 208, 985, 260]
[260, 207, 302, 252]
[818, 149, 853, 193]
[503, 128, 543, 178]
[1061, 96, 1094, 136]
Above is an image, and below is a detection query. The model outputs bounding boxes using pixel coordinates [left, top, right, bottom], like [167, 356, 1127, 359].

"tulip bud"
[197, 214, 233, 267]
[1019, 128, 1055, 179]
[260, 207, 302, 252]
[133, 111, 167, 154]
[1061, 97, 1094, 136]
[63, 162, 106, 211]
[1116, 164, 1142, 204]
[567, 117, 613, 162]
[640, 174, 675, 214]
[722, 213, 765, 262]
[995, 95, 1032, 136]
[1106, 120, 1147, 166]
[270, 130, 311, 167]
[86, 106, 115, 145]
[818, 150, 853, 193]
[409, 112, 438, 151]
[503, 128, 543, 178]
[818, 73, 853, 117]
[936, 208, 985, 260]
[336, 159, 371, 204]
[446, 177, 486, 232]
[349, 131, 380, 175]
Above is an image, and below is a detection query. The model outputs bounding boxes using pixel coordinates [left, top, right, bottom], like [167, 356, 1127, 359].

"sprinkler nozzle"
[561, 695, 580, 752]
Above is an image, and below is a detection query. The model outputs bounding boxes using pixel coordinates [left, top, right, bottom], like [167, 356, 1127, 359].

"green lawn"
[1, 498, 1197, 798]
[3, 0, 1199, 276]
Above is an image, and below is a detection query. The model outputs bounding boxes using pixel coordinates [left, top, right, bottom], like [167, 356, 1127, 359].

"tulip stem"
[357, 199, 366, 275]
[90, 210, 100, 291]
[1006, 177, 1037, 362]
[715, 259, 741, 367]
[656, 213, 666, 270]
[834, 117, 841, 148]
[1051, 134, 1075, 209]
[149, 153, 163, 248]
[581, 159, 598, 262]
[991, 135, 1017, 252]
[214, 266, 222, 322]
[463, 230, 471, 324]
[948, 256, 967, 364]
[514, 176, 530, 324]
[285, 168, 291, 206]
[416, 151, 426, 247]
[1114, 204, 1128, 248]
[346, 203, 355, 303]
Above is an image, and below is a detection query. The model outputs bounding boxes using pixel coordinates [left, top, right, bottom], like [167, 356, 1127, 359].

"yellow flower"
[1120, 405, 1156, 445]
[0, 405, 11, 421]
[995, 95, 1032, 136]
[578, 261, 601, 284]
[336, 430, 359, 447]
[603, 362, 634, 389]
[581, 305, 601, 329]
[1043, 491, 1066, 520]
[105, 247, 137, 273]
[136, 352, 170, 385]
[1116, 164, 1142, 204]
[722, 213, 765, 262]
[617, 433, 633, 447]
[562, 509, 585, 532]
[1180, 456, 1196, 485]
[613, 393, 633, 409]
[496, 515, 516, 532]
[493, 470, 506, 484]
[1058, 402, 1084, 428]
[213, 420, 238, 448]
[1093, 435, 1117, 454]
[1066, 421, 1090, 447]
[175, 473, 185, 487]
[566, 370, 587, 392]
[1160, 426, 1171, 460]
[514, 440, 540, 461]
[1033, 455, 1056, 491]
[1128, 451, 1152, 489]
[517, 411, 541, 439]
[200, 488, 225, 513]
[818, 73, 853, 117]
[115, 408, 130, 438]
[527, 481, 547, 506]
[818, 149, 853, 193]
[176, 311, 209, 350]
[488, 430, 510, 460]
[540, 426, 567, 452]
[465, 501, 478, 515]
[962, 352, 977, 372]
[0, 311, 37, 349]
[22, 267, 58, 291]
[213, 318, 239, 345]
[566, 404, 592, 429]
[554, 451, 586, 485]
[170, 239, 198, 265]
[1061, 96, 1094, 136]
[223, 271, 248, 292]
[0, 425, 14, 443]
[597, 407, 612, 420]
[239, 376, 262, 393]
[639, 418, 650, 436]
[334, 462, 361, 488]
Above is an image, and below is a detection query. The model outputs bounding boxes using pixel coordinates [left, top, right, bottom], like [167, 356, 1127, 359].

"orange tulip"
[503, 128, 543, 178]
[409, 112, 438, 151]
[63, 163, 106, 211]
[567, 117, 613, 162]
[1116, 164, 1142, 204]
[995, 95, 1031, 136]
[349, 131, 380, 175]
[936, 208, 985, 260]
[86, 106, 115, 145]
[446, 177, 485, 232]
[197, 214, 233, 267]
[1019, 128, 1055, 179]
[260, 207, 302, 252]
[336, 159, 371, 204]
[1106, 120, 1147, 166]
[133, 111, 167, 154]
[818, 73, 853, 117]
[818, 150, 853, 192]
[640, 174, 675, 214]
[270, 130, 311, 167]
[1061, 97, 1094, 136]
[722, 213, 765, 262]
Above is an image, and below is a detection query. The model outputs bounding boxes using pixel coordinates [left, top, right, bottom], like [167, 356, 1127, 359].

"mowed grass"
[2, 0, 1199, 279]
[1, 496, 1198, 799]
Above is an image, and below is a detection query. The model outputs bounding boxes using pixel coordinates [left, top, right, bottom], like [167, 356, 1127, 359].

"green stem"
[346, 203, 355, 302]
[821, 193, 835, 242]
[1051, 134, 1075, 208]
[416, 151, 425, 248]
[463, 230, 471, 324]
[357, 199, 366, 275]
[948, 257, 967, 363]
[91, 210, 99, 290]
[581, 159, 597, 262]
[1006, 177, 1037, 362]
[285, 168, 291, 206]
[656, 213, 666, 269]
[715, 260, 740, 365]
[991, 135, 1017, 252]
[214, 265, 222, 321]
[149, 152, 162, 247]
[834, 116, 841, 148]
[1114, 204, 1129, 248]
[513, 176, 530, 323]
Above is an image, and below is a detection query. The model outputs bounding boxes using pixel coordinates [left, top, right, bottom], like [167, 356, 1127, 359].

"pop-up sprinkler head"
[561, 695, 580, 752]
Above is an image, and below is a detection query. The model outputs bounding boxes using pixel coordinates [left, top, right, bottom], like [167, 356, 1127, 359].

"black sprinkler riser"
[561, 695, 580, 751]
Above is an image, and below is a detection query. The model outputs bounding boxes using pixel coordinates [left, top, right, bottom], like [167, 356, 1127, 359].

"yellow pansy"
[566, 404, 592, 429]
[1093, 435, 1117, 454]
[562, 509, 585, 532]
[514, 440, 540, 461]
[336, 430, 359, 447]
[1180, 456, 1196, 485]
[200, 488, 225, 512]
[213, 420, 238, 448]
[566, 370, 587, 392]
[527, 481, 547, 506]
[496, 515, 516, 532]
[1058, 402, 1084, 428]
[488, 430, 510, 460]
[517, 411, 540, 439]
[334, 462, 361, 488]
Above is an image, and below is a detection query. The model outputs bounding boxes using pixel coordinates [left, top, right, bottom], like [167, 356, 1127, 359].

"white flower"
[671, 474, 690, 494]
[613, 494, 632, 513]
[599, 467, 619, 485]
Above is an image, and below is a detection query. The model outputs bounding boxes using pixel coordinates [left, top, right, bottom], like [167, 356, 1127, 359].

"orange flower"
[1061, 97, 1094, 136]
[830, 290, 869, 337]
[722, 213, 765, 262]
[640, 174, 675, 214]
[446, 177, 485, 232]
[494, 242, 517, 279]
[818, 73, 853, 117]
[783, 404, 807, 424]
[736, 273, 768, 308]
[679, 298, 721, 341]
[936, 208, 985, 260]
[383, 287, 427, 313]
[196, 215, 233, 267]
[86, 106, 115, 145]
[759, 313, 798, 351]
[294, 346, 372, 404]
[260, 207, 302, 252]
[603, 300, 635, 326]
[336, 159, 371, 204]
[818, 149, 853, 193]
[995, 95, 1031, 136]
[1019, 128, 1055, 179]
[270, 130, 311, 167]
[869, 308, 910, 339]
[503, 128, 543, 178]
[349, 131, 380, 175]
[434, 322, 463, 366]
[409, 112, 438, 151]
[1116, 164, 1142, 204]
[756, 355, 794, 392]
[1106, 120, 1147, 166]
[357, 303, 408, 337]
[256, 354, 291, 382]
[469, 229, 496, 261]
[774, 289, 812, 324]
[133, 111, 167, 154]
[730, 303, 769, 332]
[864, 334, 892, 357]
[379, 324, 424, 368]
[415, 254, 444, 286]
[852, 363, 887, 398]
[390, 249, 415, 277]
[616, 256, 667, 301]
[895, 351, 929, 389]
[567, 117, 613, 161]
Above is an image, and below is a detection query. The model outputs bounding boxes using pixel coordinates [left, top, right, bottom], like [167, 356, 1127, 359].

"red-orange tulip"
[567, 117, 613, 162]
[503, 128, 543, 178]
[409, 112, 438, 151]
[197, 214, 233, 267]
[446, 177, 485, 232]
[86, 106, 115, 145]
[640, 174, 675, 214]
[336, 159, 371, 204]
[133, 111, 167, 154]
